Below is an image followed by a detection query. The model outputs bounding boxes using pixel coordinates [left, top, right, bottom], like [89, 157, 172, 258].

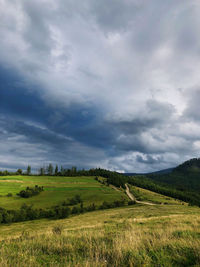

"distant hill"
[148, 158, 200, 193]
[124, 167, 174, 176]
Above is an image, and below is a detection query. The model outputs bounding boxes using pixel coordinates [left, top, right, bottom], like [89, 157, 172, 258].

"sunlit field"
[0, 204, 200, 266]
[0, 176, 128, 209]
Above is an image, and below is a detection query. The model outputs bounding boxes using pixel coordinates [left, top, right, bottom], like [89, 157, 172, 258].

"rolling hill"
[0, 175, 128, 210]
[147, 158, 200, 193]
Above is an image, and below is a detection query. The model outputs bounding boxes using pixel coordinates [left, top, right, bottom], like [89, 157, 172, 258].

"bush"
[71, 206, 80, 214]
[128, 200, 136, 205]
[68, 195, 82, 205]
[87, 203, 96, 211]
[17, 185, 44, 198]
[2, 211, 14, 223]
[53, 206, 71, 219]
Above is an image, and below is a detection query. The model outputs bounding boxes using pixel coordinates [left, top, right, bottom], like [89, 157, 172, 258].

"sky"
[1, 0, 200, 173]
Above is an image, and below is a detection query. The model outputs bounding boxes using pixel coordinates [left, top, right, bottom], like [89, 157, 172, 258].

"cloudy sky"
[1, 0, 200, 173]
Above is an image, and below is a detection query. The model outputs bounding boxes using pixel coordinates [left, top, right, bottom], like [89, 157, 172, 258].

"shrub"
[87, 203, 96, 211]
[68, 195, 82, 205]
[53, 206, 71, 219]
[17, 185, 44, 198]
[2, 211, 14, 223]
[128, 200, 136, 205]
[71, 206, 80, 214]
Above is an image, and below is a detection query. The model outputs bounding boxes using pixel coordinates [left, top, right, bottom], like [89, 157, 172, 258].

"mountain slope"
[148, 158, 200, 193]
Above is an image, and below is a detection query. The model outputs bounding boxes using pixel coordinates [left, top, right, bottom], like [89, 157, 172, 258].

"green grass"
[129, 184, 186, 205]
[1, 175, 199, 265]
[0, 176, 128, 209]
[0, 204, 200, 266]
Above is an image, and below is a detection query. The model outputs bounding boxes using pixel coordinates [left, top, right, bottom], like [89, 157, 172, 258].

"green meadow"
[0, 176, 128, 209]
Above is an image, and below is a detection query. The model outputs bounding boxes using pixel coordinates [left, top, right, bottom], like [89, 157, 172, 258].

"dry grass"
[0, 205, 200, 266]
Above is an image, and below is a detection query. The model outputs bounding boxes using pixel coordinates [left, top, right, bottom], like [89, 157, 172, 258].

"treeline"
[38, 165, 127, 186]
[0, 165, 31, 176]
[0, 198, 134, 224]
[0, 165, 126, 187]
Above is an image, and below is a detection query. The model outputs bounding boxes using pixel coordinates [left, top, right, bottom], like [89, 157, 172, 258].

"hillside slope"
[148, 158, 200, 192]
[128, 184, 186, 205]
[0, 175, 128, 210]
[0, 204, 200, 266]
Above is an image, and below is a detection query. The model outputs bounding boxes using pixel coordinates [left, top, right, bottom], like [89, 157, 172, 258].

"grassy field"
[129, 185, 186, 205]
[0, 176, 128, 209]
[0, 204, 200, 266]
[0, 175, 199, 266]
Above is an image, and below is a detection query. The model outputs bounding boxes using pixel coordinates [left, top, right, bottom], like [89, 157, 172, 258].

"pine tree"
[39, 167, 45, 176]
[47, 164, 54, 176]
[55, 165, 58, 176]
[61, 166, 64, 176]
[27, 165, 31, 175]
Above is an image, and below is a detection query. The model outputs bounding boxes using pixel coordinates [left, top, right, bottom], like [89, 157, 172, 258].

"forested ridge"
[148, 158, 200, 193]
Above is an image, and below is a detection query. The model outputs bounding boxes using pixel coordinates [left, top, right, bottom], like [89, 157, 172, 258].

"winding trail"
[125, 184, 156, 206]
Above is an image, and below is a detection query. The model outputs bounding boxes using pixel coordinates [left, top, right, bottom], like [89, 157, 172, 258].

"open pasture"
[0, 176, 128, 209]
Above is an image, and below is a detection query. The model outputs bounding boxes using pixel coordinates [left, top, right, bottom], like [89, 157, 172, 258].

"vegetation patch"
[17, 185, 44, 198]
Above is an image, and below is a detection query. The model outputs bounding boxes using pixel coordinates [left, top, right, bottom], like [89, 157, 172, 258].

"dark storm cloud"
[0, 67, 48, 123]
[1, 0, 200, 172]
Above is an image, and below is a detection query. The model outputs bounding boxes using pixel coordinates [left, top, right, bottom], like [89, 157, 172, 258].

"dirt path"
[125, 184, 156, 206]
